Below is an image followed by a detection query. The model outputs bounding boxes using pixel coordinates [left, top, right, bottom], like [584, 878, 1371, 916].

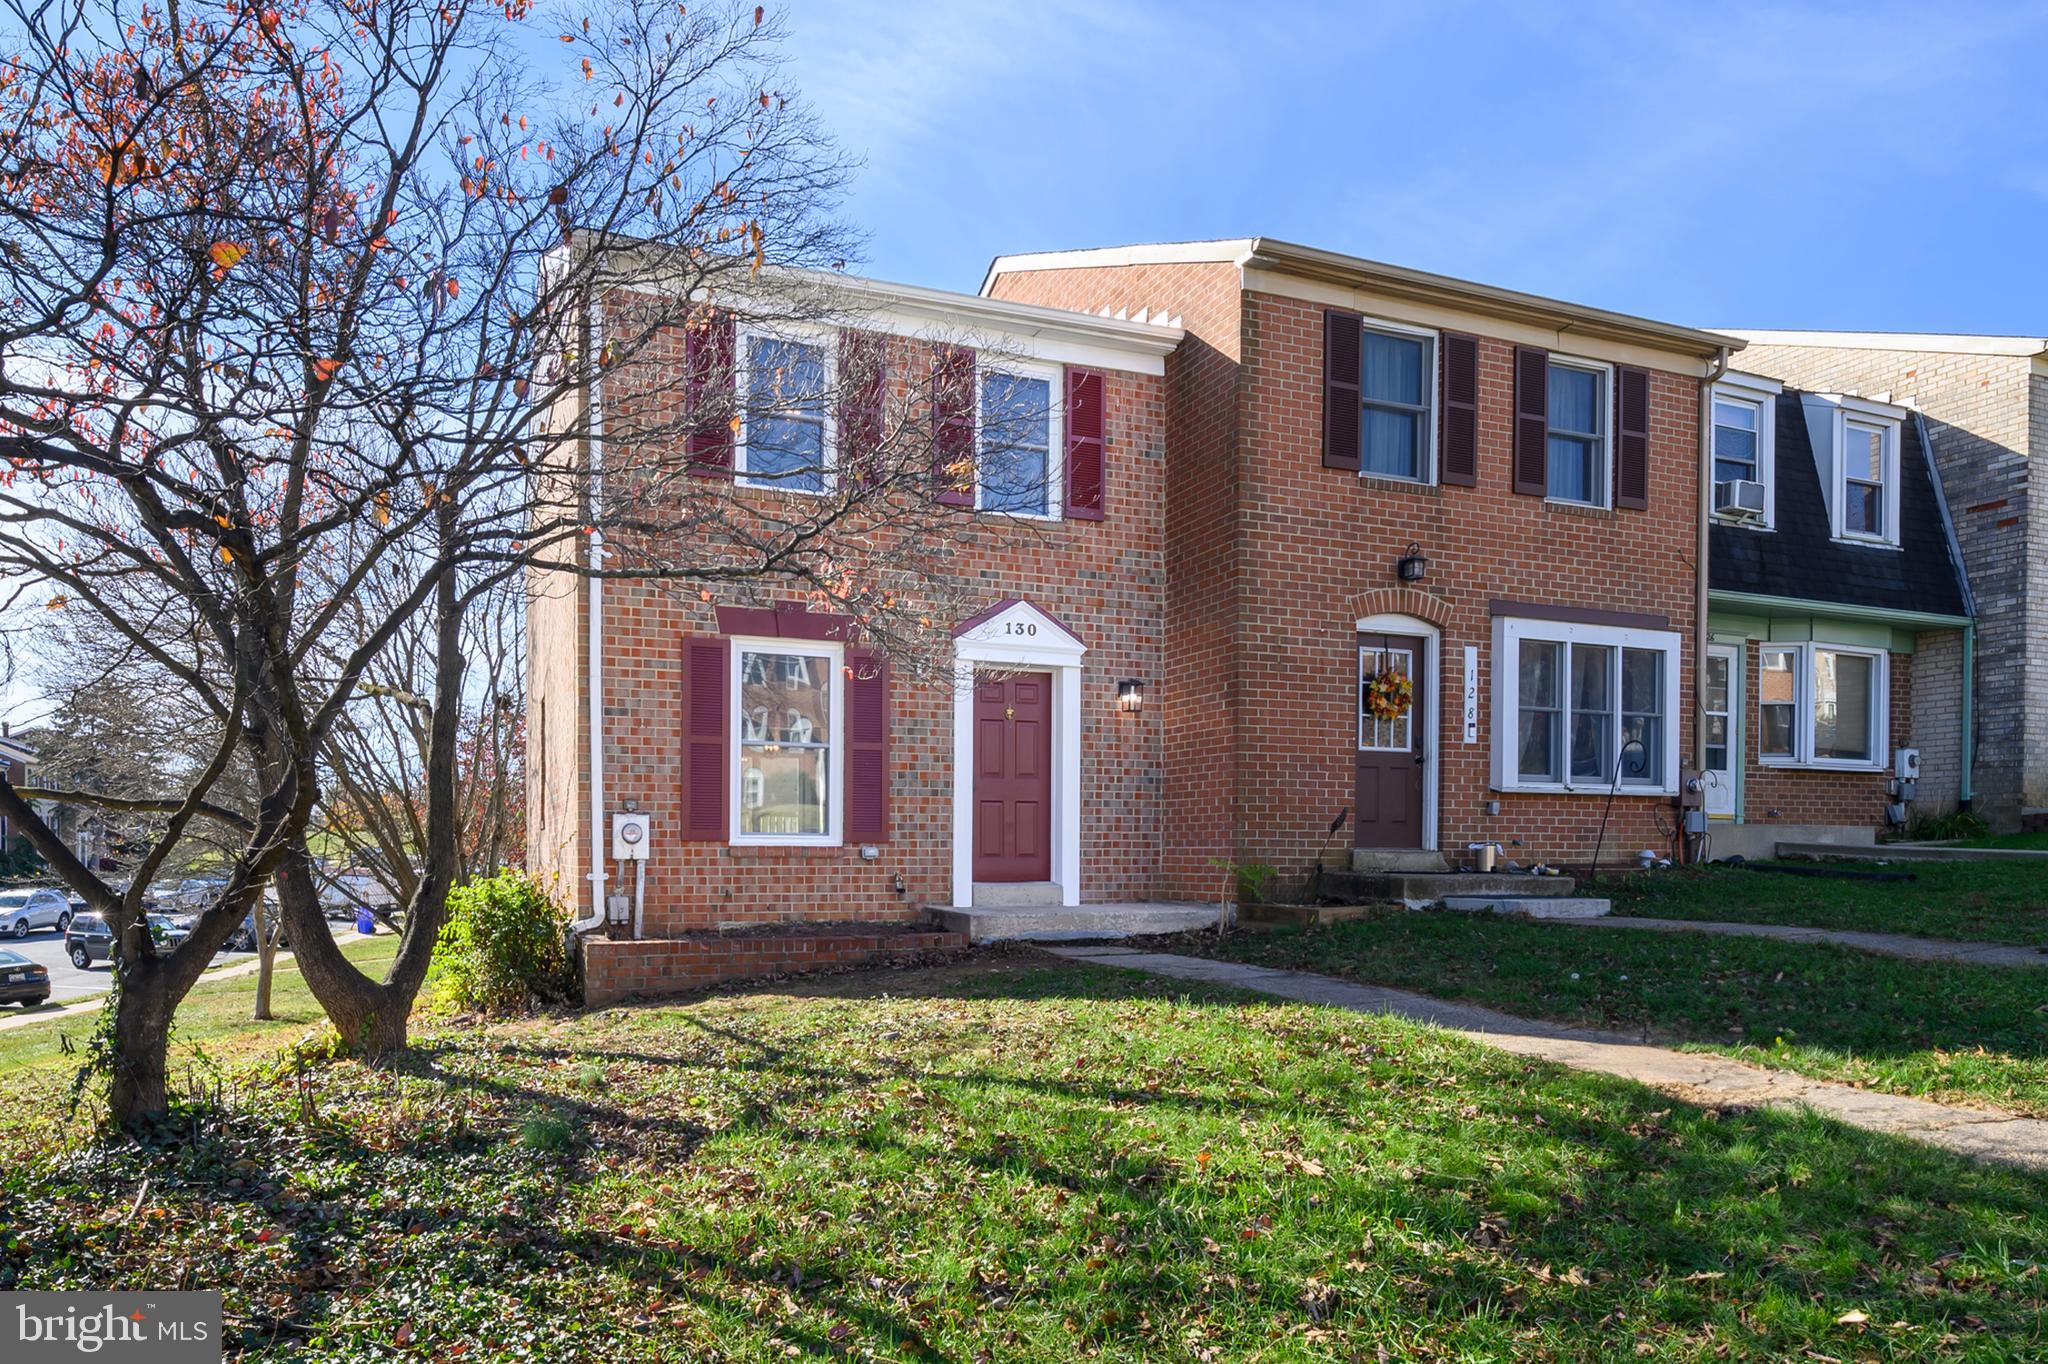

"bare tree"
[0, 0, 1008, 1125]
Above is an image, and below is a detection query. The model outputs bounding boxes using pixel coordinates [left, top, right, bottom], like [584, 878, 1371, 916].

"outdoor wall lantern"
[1116, 679, 1146, 714]
[1396, 542, 1430, 583]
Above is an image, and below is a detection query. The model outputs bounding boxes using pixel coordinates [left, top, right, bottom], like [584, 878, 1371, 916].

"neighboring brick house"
[984, 239, 1737, 875]
[0, 732, 30, 850]
[1725, 332, 2045, 831]
[1700, 371, 1972, 855]
[525, 271, 1184, 999]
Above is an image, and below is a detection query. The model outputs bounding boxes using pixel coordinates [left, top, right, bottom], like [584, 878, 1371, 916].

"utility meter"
[611, 811, 652, 860]
[1894, 748, 1922, 780]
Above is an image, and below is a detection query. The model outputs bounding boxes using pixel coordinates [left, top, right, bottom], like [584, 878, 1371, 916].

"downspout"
[1693, 345, 1731, 859]
[1914, 410, 1977, 808]
[572, 289, 609, 936]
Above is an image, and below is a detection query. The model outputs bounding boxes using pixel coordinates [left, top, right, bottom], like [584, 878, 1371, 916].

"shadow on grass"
[6, 957, 2047, 1357]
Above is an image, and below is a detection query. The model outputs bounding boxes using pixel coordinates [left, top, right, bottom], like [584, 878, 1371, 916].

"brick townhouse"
[526, 271, 1187, 1000]
[1725, 331, 2042, 831]
[986, 239, 1735, 879]
[1699, 369, 1972, 856]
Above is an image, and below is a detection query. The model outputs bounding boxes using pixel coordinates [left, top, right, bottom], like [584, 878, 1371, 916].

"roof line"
[1721, 328, 2048, 358]
[983, 237, 1741, 359]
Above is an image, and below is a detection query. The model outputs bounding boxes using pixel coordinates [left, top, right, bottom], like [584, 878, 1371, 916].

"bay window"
[731, 640, 843, 845]
[1494, 616, 1680, 794]
[1755, 642, 1887, 769]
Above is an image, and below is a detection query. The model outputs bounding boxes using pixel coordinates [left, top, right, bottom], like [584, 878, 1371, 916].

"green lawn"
[0, 934, 401, 1079]
[1205, 914, 2048, 1118]
[1599, 861, 2048, 948]
[3, 957, 2045, 1360]
[1909, 831, 2048, 852]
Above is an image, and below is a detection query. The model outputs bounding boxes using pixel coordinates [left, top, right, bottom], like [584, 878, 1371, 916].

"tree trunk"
[276, 846, 417, 1054]
[252, 896, 277, 1021]
[105, 959, 173, 1128]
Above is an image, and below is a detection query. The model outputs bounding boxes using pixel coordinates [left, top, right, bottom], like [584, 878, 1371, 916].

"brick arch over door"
[1347, 587, 1452, 631]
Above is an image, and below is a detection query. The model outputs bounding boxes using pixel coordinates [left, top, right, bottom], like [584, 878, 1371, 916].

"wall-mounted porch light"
[1396, 542, 1430, 583]
[1116, 679, 1146, 714]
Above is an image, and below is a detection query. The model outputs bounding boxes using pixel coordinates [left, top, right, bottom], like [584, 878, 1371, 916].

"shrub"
[433, 871, 572, 1014]
[1902, 809, 1990, 843]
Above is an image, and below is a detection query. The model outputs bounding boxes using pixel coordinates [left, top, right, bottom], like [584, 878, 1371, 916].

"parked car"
[0, 887, 71, 938]
[224, 912, 283, 953]
[0, 947, 49, 1007]
[146, 913, 189, 949]
[65, 913, 113, 968]
[169, 878, 227, 913]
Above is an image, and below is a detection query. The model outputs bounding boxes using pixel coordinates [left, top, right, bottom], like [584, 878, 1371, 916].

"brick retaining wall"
[582, 929, 968, 1006]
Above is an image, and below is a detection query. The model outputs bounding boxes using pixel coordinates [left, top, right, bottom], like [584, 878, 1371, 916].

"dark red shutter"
[686, 310, 735, 476]
[680, 635, 729, 840]
[1064, 366, 1105, 520]
[931, 345, 975, 506]
[1615, 365, 1650, 510]
[1439, 332, 1478, 488]
[1512, 345, 1549, 496]
[845, 649, 890, 842]
[839, 329, 887, 487]
[1323, 310, 1362, 471]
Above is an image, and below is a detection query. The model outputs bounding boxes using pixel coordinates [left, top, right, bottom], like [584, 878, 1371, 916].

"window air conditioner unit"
[1713, 479, 1767, 520]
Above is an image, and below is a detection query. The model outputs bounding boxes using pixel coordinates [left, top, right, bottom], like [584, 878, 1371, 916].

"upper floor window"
[978, 363, 1062, 518]
[1710, 374, 1779, 527]
[1360, 325, 1435, 482]
[738, 330, 832, 495]
[1842, 419, 1889, 539]
[1545, 360, 1607, 505]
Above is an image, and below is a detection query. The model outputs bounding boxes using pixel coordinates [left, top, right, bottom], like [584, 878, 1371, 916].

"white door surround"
[1356, 613, 1440, 852]
[952, 599, 1086, 909]
[1704, 643, 1740, 819]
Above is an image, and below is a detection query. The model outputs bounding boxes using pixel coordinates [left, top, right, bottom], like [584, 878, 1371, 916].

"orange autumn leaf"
[209, 241, 250, 269]
[311, 357, 340, 381]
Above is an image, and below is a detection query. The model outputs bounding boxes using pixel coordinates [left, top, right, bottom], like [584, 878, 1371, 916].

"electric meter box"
[611, 811, 652, 860]
[1894, 748, 1922, 781]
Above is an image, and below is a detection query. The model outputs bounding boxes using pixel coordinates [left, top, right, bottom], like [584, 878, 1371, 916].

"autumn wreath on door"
[1363, 665, 1414, 721]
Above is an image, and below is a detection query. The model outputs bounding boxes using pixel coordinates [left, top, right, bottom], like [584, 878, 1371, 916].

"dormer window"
[1841, 419, 1890, 539]
[1817, 395, 1903, 548]
[1710, 374, 1779, 527]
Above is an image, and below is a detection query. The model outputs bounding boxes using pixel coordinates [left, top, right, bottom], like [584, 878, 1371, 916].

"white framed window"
[976, 359, 1064, 518]
[730, 637, 844, 845]
[737, 324, 835, 495]
[1711, 373, 1779, 528]
[1814, 395, 1902, 548]
[1492, 615, 1681, 794]
[1757, 642, 1888, 770]
[1358, 320, 1437, 483]
[1545, 357, 1610, 506]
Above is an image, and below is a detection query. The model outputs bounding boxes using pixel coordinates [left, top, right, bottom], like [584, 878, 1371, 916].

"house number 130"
[1004, 622, 1038, 636]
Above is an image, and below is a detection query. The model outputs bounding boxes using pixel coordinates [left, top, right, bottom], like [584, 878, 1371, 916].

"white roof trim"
[1716, 370, 1785, 396]
[1725, 329, 2048, 358]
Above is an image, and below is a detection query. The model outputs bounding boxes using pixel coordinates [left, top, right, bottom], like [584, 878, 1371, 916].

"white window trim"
[1756, 641, 1889, 772]
[1544, 354, 1613, 509]
[735, 321, 837, 496]
[1830, 409, 1901, 548]
[1490, 615, 1681, 796]
[1356, 316, 1438, 486]
[974, 357, 1064, 520]
[729, 636, 845, 847]
[1711, 374, 1779, 530]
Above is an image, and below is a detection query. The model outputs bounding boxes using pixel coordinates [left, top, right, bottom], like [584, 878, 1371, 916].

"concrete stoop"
[933, 902, 1224, 944]
[1440, 895, 1612, 920]
[1320, 870, 1580, 909]
[1350, 848, 1451, 874]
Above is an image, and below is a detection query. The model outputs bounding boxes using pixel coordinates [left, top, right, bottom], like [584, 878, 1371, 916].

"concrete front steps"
[934, 901, 1224, 944]
[1780, 841, 2048, 864]
[1441, 895, 1611, 920]
[1319, 868, 1587, 909]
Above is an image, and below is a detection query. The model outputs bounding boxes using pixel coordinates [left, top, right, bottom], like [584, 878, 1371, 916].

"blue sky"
[785, 1, 2048, 334]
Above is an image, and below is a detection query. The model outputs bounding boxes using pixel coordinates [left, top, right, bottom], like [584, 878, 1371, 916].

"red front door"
[973, 671, 1052, 881]
[1355, 632, 1427, 850]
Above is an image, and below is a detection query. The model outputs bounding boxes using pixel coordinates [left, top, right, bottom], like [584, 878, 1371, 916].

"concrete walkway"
[1565, 915, 2048, 969]
[0, 933, 366, 1034]
[1049, 945, 2048, 1172]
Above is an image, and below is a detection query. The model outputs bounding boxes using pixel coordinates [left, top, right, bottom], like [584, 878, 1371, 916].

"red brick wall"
[581, 328, 1171, 933]
[986, 262, 1246, 897]
[993, 265, 1705, 874]
[1737, 642, 1911, 830]
[583, 929, 966, 1006]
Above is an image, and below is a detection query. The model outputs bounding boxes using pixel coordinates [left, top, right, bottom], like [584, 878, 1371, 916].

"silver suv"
[0, 887, 71, 938]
